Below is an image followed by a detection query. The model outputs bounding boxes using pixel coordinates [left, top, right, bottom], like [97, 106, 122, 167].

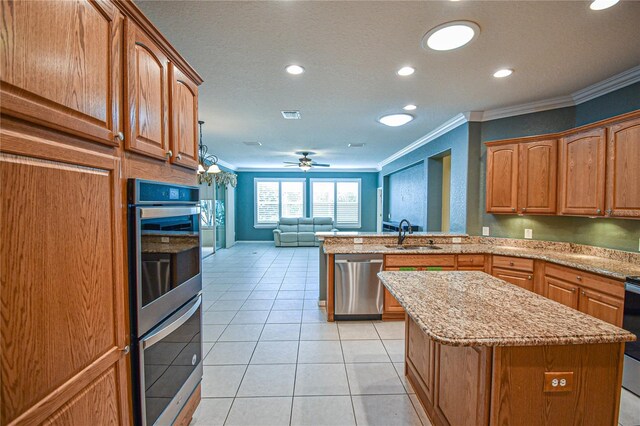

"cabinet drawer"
[492, 255, 534, 272]
[385, 255, 455, 268]
[457, 254, 485, 267]
[545, 263, 624, 298]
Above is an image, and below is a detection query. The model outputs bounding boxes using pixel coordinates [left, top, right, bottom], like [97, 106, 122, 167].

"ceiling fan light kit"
[283, 151, 331, 171]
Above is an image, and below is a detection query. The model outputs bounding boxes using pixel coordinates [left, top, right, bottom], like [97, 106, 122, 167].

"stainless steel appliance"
[623, 276, 640, 397]
[128, 179, 203, 425]
[334, 254, 384, 320]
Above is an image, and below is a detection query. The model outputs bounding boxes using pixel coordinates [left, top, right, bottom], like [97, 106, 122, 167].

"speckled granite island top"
[378, 271, 636, 347]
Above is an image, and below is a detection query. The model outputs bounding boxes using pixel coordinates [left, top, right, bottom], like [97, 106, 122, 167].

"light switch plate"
[482, 227, 490, 236]
[524, 229, 533, 239]
[354, 238, 363, 244]
[452, 237, 462, 243]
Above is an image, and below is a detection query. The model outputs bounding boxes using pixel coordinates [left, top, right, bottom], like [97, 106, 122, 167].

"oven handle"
[142, 294, 202, 350]
[139, 206, 200, 219]
[626, 282, 640, 295]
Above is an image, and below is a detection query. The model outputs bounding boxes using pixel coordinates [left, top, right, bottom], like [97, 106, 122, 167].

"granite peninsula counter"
[377, 270, 635, 426]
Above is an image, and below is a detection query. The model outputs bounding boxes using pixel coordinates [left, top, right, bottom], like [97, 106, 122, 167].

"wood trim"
[173, 384, 201, 426]
[111, 0, 203, 85]
[327, 254, 334, 322]
[484, 109, 640, 147]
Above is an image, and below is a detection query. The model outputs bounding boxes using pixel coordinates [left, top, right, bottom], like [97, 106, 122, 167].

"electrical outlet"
[638, 238, 640, 251]
[482, 227, 490, 236]
[543, 372, 573, 392]
[452, 237, 462, 243]
[524, 229, 533, 239]
[354, 238, 363, 244]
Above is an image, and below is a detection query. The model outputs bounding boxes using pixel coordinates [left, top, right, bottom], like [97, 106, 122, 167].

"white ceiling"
[136, 0, 640, 170]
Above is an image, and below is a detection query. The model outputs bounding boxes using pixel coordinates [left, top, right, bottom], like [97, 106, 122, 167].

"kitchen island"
[378, 270, 636, 426]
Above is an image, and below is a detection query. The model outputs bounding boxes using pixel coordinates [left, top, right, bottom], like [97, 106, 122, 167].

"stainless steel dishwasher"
[334, 254, 384, 320]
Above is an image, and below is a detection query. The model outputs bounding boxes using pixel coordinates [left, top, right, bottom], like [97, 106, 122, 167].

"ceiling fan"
[283, 152, 330, 171]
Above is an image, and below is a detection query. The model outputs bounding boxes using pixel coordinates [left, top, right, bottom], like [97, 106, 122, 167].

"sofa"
[273, 217, 338, 247]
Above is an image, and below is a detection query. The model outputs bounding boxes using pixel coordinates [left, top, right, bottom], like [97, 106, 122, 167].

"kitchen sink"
[384, 245, 443, 250]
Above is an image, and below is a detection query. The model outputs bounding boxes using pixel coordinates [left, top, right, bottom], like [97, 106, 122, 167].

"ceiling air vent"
[243, 141, 262, 146]
[348, 143, 365, 148]
[281, 110, 301, 120]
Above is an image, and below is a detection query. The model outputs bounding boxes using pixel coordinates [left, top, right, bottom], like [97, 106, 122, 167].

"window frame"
[254, 178, 306, 228]
[310, 178, 362, 228]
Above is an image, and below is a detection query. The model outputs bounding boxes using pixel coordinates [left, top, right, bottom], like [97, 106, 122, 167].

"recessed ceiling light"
[397, 66, 415, 76]
[403, 104, 417, 111]
[378, 113, 414, 127]
[422, 21, 480, 51]
[281, 110, 301, 119]
[348, 143, 366, 148]
[590, 0, 619, 10]
[285, 64, 305, 75]
[493, 68, 513, 78]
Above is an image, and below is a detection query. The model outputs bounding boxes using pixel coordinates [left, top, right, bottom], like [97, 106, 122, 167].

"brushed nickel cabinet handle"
[571, 288, 576, 293]
[576, 276, 582, 281]
[121, 345, 130, 354]
[114, 131, 124, 141]
[527, 275, 532, 280]
[606, 209, 613, 215]
[177, 154, 182, 160]
[509, 261, 514, 266]
[166, 150, 173, 158]
[511, 208, 516, 212]
[581, 291, 586, 296]
[596, 209, 601, 214]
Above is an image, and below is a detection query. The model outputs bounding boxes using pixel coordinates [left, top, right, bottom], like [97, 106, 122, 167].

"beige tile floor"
[192, 242, 640, 426]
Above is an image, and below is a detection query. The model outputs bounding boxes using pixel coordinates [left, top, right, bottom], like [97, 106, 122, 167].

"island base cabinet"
[405, 318, 625, 426]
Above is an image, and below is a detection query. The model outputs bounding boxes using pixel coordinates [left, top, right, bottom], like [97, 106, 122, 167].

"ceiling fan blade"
[311, 163, 330, 167]
[284, 164, 299, 167]
[283, 161, 300, 165]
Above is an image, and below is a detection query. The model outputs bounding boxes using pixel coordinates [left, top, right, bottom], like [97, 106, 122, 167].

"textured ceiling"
[136, 0, 640, 170]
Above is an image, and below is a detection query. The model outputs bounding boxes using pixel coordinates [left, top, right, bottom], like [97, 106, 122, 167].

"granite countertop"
[378, 271, 636, 347]
[315, 231, 468, 239]
[323, 243, 640, 279]
[142, 242, 199, 254]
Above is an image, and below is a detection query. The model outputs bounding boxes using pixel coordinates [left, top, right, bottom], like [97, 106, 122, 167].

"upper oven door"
[624, 282, 640, 361]
[135, 205, 202, 336]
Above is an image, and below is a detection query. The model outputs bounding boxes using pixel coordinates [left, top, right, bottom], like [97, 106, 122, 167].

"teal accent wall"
[380, 123, 472, 233]
[474, 83, 640, 252]
[387, 162, 426, 229]
[235, 171, 378, 241]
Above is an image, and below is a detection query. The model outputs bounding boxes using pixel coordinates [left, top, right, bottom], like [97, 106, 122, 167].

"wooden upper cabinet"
[486, 144, 518, 213]
[518, 140, 557, 214]
[0, 0, 122, 146]
[125, 21, 170, 160]
[170, 64, 199, 170]
[558, 128, 606, 216]
[606, 117, 640, 217]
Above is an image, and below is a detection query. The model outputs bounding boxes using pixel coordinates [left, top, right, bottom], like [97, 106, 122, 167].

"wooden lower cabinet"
[0, 132, 129, 425]
[492, 268, 534, 291]
[544, 276, 579, 309]
[406, 317, 625, 426]
[579, 288, 624, 327]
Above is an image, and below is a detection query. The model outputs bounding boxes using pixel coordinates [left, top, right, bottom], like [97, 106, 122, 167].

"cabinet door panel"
[384, 288, 404, 312]
[0, 0, 121, 145]
[544, 276, 579, 310]
[518, 140, 557, 214]
[558, 129, 606, 216]
[125, 22, 169, 160]
[492, 268, 534, 292]
[0, 143, 127, 424]
[486, 144, 518, 213]
[579, 289, 623, 327]
[408, 318, 434, 402]
[170, 64, 199, 170]
[606, 117, 640, 217]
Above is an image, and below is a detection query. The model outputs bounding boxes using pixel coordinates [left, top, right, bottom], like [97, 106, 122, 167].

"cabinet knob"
[509, 261, 514, 266]
[522, 208, 527, 212]
[166, 150, 173, 158]
[114, 131, 124, 141]
[527, 275, 532, 280]
[121, 345, 130, 355]
[571, 288, 576, 293]
[576, 276, 582, 281]
[606, 209, 613, 216]
[596, 209, 601, 214]
[177, 154, 182, 160]
[581, 290, 586, 296]
[511, 208, 516, 212]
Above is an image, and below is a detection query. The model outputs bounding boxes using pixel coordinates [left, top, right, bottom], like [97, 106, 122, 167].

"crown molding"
[234, 167, 379, 173]
[572, 64, 640, 105]
[377, 113, 468, 169]
[480, 95, 575, 122]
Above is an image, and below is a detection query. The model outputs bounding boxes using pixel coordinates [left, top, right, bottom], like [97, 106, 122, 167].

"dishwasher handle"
[335, 259, 383, 264]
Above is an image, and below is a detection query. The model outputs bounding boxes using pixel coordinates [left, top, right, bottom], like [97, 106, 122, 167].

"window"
[254, 179, 305, 226]
[311, 179, 361, 227]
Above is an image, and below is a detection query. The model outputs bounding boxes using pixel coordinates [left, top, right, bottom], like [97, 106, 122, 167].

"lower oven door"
[623, 281, 640, 396]
[138, 294, 203, 426]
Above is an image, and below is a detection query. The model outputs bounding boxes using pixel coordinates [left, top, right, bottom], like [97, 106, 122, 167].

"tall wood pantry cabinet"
[0, 0, 203, 424]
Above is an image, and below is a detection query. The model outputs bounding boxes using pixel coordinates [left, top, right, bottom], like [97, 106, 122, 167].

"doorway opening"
[427, 151, 451, 232]
[215, 183, 226, 250]
[200, 183, 215, 259]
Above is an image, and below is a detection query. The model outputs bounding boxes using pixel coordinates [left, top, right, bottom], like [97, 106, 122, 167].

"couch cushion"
[314, 224, 333, 232]
[279, 224, 298, 233]
[298, 219, 314, 232]
[280, 233, 298, 243]
[313, 217, 333, 225]
[280, 217, 299, 225]
[298, 232, 315, 242]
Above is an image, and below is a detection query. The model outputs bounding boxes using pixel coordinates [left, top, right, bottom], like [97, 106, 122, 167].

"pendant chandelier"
[197, 120, 221, 174]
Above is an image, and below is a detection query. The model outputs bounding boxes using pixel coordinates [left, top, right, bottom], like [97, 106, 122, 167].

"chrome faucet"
[397, 219, 413, 245]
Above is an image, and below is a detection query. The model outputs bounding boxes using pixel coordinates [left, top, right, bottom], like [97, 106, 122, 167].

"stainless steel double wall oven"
[128, 179, 203, 425]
